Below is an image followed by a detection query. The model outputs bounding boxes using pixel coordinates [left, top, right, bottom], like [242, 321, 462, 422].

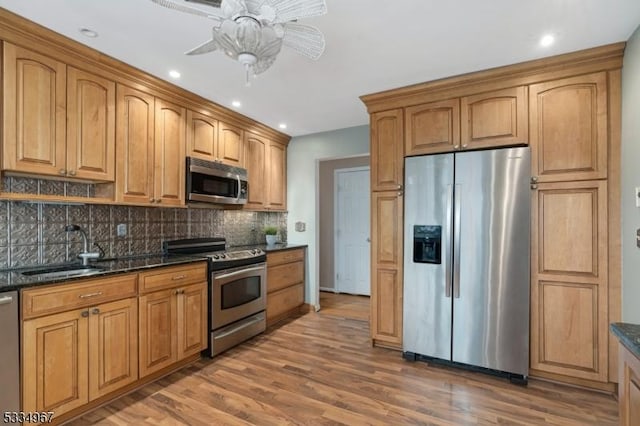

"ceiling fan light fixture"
[152, 0, 327, 84]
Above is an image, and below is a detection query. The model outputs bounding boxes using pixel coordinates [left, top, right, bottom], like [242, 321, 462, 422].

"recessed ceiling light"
[79, 28, 98, 38]
[169, 70, 181, 79]
[540, 34, 555, 47]
[278, 123, 287, 130]
[232, 100, 241, 108]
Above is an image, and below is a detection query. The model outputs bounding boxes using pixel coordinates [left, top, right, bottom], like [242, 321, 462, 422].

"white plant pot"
[265, 235, 277, 246]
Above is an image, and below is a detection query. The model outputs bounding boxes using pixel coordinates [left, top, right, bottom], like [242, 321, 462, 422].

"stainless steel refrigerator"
[403, 146, 530, 382]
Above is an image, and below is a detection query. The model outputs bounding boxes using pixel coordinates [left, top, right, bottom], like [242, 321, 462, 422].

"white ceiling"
[1, 1, 640, 137]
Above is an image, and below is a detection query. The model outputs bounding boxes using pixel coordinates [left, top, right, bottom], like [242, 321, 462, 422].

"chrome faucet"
[65, 224, 101, 265]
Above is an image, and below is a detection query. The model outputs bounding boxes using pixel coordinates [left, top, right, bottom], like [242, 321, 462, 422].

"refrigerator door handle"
[445, 184, 453, 298]
[453, 183, 462, 299]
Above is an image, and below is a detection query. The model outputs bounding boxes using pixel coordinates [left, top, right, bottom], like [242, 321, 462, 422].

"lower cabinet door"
[88, 298, 138, 400]
[177, 282, 208, 359]
[139, 289, 178, 377]
[22, 309, 89, 415]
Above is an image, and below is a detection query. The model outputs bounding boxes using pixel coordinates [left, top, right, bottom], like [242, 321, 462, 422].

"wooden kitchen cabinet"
[618, 343, 640, 426]
[2, 43, 116, 182]
[530, 72, 608, 183]
[371, 109, 404, 191]
[138, 264, 207, 377]
[266, 248, 305, 326]
[244, 132, 287, 211]
[370, 191, 404, 348]
[530, 180, 609, 382]
[405, 99, 459, 156]
[461, 86, 528, 149]
[218, 121, 245, 167]
[21, 274, 139, 417]
[116, 85, 186, 206]
[187, 110, 218, 161]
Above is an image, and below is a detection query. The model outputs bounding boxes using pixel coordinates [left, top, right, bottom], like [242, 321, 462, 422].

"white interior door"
[335, 167, 370, 295]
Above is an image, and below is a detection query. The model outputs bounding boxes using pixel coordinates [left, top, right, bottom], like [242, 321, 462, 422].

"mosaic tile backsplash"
[0, 177, 287, 269]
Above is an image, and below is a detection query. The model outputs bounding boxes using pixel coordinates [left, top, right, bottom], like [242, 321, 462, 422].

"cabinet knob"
[150, 198, 155, 203]
[68, 170, 76, 176]
[531, 176, 538, 183]
[156, 199, 162, 204]
[454, 145, 460, 150]
[396, 184, 403, 190]
[81, 310, 89, 318]
[397, 192, 403, 197]
[531, 184, 538, 190]
[92, 308, 100, 315]
[59, 169, 66, 175]
[462, 144, 468, 149]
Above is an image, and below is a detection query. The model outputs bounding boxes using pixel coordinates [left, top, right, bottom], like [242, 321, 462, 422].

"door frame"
[333, 166, 371, 295]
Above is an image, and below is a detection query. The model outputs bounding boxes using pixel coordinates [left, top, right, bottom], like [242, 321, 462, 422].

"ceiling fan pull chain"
[245, 63, 251, 87]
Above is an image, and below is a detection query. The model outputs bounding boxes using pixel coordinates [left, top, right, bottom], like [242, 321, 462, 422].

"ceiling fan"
[151, 0, 328, 84]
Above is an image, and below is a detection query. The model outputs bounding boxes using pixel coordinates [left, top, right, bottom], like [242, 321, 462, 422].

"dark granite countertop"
[0, 254, 207, 292]
[610, 323, 640, 359]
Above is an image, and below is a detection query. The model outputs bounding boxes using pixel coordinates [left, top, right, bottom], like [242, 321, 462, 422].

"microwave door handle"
[236, 174, 242, 202]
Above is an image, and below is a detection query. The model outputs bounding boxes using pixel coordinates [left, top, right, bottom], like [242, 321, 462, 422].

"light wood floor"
[319, 291, 370, 322]
[70, 312, 618, 425]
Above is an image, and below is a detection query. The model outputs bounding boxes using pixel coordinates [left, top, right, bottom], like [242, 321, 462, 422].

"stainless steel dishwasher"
[0, 290, 20, 413]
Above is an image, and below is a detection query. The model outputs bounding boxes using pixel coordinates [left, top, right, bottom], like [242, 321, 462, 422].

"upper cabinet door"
[66, 67, 115, 181]
[371, 109, 404, 191]
[461, 86, 528, 149]
[154, 98, 186, 206]
[116, 85, 155, 204]
[244, 132, 268, 210]
[186, 110, 217, 161]
[2, 42, 66, 176]
[530, 73, 608, 182]
[405, 99, 459, 156]
[267, 140, 287, 210]
[218, 122, 244, 167]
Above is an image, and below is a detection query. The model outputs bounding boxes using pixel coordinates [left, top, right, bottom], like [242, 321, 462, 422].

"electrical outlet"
[295, 221, 306, 232]
[116, 223, 127, 237]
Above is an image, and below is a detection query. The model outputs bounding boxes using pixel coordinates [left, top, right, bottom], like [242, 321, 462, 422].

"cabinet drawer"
[139, 262, 207, 293]
[267, 283, 304, 321]
[22, 273, 137, 319]
[267, 248, 304, 266]
[267, 261, 303, 293]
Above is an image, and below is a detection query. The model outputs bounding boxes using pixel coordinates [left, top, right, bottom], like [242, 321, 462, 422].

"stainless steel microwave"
[186, 157, 248, 205]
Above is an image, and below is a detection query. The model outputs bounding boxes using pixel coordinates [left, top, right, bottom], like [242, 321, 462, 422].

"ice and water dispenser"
[413, 225, 442, 264]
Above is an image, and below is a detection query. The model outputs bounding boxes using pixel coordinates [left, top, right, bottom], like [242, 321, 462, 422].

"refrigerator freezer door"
[403, 154, 454, 360]
[452, 147, 530, 376]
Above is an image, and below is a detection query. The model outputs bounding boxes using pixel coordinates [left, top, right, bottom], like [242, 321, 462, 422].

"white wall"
[287, 125, 370, 306]
[621, 24, 640, 323]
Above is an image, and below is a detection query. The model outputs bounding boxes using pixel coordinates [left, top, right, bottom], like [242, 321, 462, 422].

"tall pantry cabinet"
[361, 43, 623, 390]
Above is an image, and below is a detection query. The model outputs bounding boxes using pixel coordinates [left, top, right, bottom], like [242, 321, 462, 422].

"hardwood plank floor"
[319, 291, 369, 322]
[69, 312, 618, 425]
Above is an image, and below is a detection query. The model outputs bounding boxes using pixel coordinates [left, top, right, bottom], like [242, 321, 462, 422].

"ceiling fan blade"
[151, 0, 224, 20]
[221, 0, 248, 17]
[282, 22, 325, 60]
[185, 0, 222, 7]
[184, 38, 219, 55]
[269, 0, 327, 23]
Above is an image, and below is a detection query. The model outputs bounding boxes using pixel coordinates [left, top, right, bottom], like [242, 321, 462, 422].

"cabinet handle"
[531, 184, 538, 190]
[453, 145, 460, 150]
[462, 144, 468, 149]
[397, 192, 403, 196]
[396, 184, 403, 190]
[156, 199, 162, 204]
[68, 170, 76, 176]
[172, 275, 186, 281]
[79, 291, 103, 299]
[92, 308, 100, 315]
[531, 176, 538, 183]
[149, 198, 155, 203]
[59, 169, 66, 175]
[81, 310, 89, 318]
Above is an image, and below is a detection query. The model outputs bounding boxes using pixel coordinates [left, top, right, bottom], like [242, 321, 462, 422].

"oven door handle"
[215, 266, 265, 280]
[214, 315, 264, 339]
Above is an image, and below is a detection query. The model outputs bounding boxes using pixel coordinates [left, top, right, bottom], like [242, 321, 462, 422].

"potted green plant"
[264, 226, 278, 246]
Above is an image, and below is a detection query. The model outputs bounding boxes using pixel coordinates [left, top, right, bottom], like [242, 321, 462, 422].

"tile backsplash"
[0, 177, 287, 269]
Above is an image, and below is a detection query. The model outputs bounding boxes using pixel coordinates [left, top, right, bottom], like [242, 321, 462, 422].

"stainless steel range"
[164, 238, 267, 357]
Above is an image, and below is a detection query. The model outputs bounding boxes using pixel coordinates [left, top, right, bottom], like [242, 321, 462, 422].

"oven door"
[211, 263, 266, 330]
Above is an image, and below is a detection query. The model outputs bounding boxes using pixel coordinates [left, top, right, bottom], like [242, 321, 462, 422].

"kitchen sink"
[21, 264, 105, 280]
